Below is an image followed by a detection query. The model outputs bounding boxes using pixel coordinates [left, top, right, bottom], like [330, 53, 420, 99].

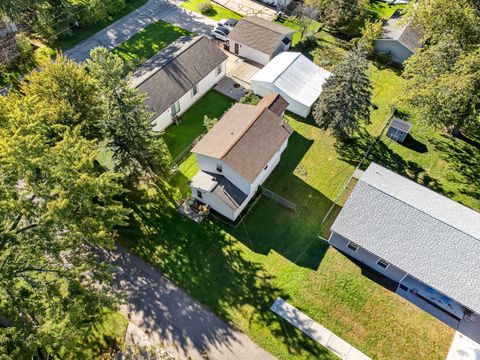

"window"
[216, 163, 222, 172]
[376, 259, 389, 269]
[216, 63, 222, 76]
[197, 190, 203, 199]
[170, 101, 180, 116]
[191, 84, 198, 97]
[346, 241, 358, 252]
[264, 164, 268, 170]
[399, 284, 409, 292]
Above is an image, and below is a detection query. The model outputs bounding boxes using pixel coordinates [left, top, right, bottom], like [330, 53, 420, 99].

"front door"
[234, 43, 239, 55]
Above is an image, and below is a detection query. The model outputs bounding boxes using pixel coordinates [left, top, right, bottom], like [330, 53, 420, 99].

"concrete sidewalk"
[65, 0, 216, 62]
[271, 298, 370, 360]
[109, 245, 275, 360]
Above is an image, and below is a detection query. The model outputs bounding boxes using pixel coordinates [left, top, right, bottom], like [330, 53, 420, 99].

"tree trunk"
[451, 120, 463, 138]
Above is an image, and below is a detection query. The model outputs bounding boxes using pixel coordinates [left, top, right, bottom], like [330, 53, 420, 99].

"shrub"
[15, 33, 34, 63]
[203, 115, 218, 130]
[198, 1, 213, 15]
[239, 91, 261, 105]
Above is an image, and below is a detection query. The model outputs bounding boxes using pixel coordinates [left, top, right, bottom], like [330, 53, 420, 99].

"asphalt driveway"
[65, 0, 217, 62]
[109, 244, 275, 360]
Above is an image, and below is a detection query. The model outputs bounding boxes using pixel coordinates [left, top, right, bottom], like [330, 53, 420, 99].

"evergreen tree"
[312, 45, 372, 140]
[87, 47, 171, 181]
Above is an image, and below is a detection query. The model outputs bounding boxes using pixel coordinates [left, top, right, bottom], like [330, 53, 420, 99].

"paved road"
[109, 245, 275, 360]
[65, 0, 217, 62]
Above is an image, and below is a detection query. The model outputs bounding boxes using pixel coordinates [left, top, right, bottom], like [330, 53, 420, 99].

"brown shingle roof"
[257, 93, 289, 116]
[192, 94, 293, 182]
[228, 16, 294, 56]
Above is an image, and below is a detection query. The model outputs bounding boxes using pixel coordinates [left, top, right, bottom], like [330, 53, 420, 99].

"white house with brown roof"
[189, 94, 293, 221]
[131, 36, 227, 131]
[227, 16, 294, 65]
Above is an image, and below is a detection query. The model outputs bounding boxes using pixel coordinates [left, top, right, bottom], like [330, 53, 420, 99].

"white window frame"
[216, 63, 222, 76]
[170, 101, 180, 116]
[376, 258, 390, 269]
[346, 241, 359, 252]
[191, 84, 198, 97]
[197, 190, 203, 199]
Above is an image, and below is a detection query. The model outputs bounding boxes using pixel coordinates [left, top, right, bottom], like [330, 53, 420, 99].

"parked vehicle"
[211, 26, 230, 41]
[217, 18, 238, 31]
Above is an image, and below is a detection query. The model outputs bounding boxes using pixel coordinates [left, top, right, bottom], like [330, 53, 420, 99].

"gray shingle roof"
[382, 10, 422, 53]
[190, 171, 248, 210]
[228, 16, 294, 56]
[390, 117, 412, 132]
[132, 36, 227, 119]
[331, 163, 480, 313]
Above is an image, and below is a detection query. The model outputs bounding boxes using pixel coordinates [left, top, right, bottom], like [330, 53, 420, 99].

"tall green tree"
[404, 41, 480, 135]
[402, 0, 480, 136]
[306, 0, 367, 35]
[0, 92, 129, 357]
[312, 45, 372, 140]
[403, 0, 480, 48]
[87, 47, 171, 181]
[20, 54, 102, 140]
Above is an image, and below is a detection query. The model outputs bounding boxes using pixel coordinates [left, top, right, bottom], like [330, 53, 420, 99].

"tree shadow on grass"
[117, 180, 333, 358]
[430, 133, 480, 203]
[335, 129, 450, 196]
[222, 131, 333, 270]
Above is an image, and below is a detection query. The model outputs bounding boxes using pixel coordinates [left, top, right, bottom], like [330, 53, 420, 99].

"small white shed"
[251, 52, 331, 118]
[387, 117, 412, 143]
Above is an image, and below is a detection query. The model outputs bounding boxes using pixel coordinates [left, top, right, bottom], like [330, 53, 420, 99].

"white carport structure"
[251, 52, 331, 118]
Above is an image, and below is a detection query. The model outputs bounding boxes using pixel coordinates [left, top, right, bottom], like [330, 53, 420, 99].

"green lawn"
[368, 0, 405, 20]
[51, 0, 150, 51]
[117, 28, 480, 360]
[112, 20, 191, 68]
[163, 89, 235, 160]
[181, 0, 242, 21]
[275, 18, 322, 46]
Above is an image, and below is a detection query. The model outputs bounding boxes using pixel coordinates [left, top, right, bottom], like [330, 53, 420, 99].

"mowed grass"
[368, 0, 405, 20]
[51, 0, 149, 51]
[119, 35, 463, 359]
[163, 89, 234, 160]
[112, 20, 191, 68]
[181, 0, 242, 21]
[275, 17, 322, 46]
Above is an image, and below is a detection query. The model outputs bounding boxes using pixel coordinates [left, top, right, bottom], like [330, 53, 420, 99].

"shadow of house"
[222, 131, 333, 270]
[118, 180, 337, 358]
[334, 129, 449, 196]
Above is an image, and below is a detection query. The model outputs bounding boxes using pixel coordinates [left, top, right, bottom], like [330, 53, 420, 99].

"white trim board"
[271, 297, 371, 360]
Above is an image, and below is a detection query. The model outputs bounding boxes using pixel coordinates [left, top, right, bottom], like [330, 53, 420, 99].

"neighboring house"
[374, 10, 422, 63]
[227, 16, 294, 65]
[386, 117, 412, 143]
[132, 36, 227, 131]
[329, 163, 480, 338]
[251, 52, 331, 118]
[189, 93, 293, 221]
[0, 17, 19, 67]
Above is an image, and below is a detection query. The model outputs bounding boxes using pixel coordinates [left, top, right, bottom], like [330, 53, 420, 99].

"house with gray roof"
[189, 93, 292, 221]
[131, 35, 227, 131]
[227, 16, 294, 65]
[374, 10, 422, 63]
[329, 163, 480, 340]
